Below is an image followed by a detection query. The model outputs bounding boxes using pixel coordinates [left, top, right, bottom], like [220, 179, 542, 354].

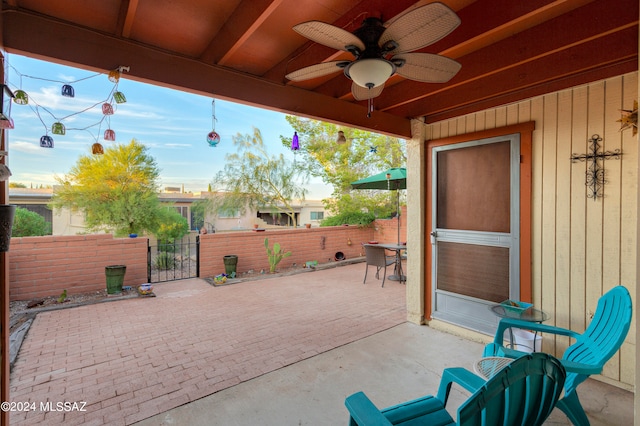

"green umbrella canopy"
[350, 167, 407, 190]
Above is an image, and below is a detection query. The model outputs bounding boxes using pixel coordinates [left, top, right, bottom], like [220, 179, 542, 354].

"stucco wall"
[8, 220, 408, 302]
[8, 234, 148, 301]
[421, 72, 638, 389]
[199, 225, 375, 278]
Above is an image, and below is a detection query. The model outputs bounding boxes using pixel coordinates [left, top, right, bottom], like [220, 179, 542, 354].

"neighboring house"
[8, 187, 330, 235]
[256, 199, 328, 228]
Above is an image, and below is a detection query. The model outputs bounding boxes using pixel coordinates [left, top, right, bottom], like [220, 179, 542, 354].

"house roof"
[1, 0, 637, 138]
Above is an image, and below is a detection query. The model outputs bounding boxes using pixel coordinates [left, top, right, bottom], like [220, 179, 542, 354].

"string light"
[7, 64, 129, 149]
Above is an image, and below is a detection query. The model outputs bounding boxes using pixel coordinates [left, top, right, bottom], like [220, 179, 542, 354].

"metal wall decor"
[571, 134, 622, 200]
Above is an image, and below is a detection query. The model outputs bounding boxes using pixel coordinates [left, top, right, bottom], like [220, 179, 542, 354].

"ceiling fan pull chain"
[367, 94, 373, 118]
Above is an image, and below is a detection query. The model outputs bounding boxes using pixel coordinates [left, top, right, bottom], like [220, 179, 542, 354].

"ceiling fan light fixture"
[345, 58, 394, 89]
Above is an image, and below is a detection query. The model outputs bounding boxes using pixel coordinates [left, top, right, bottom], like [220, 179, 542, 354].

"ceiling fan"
[285, 2, 462, 110]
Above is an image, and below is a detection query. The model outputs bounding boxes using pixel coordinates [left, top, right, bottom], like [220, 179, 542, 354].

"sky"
[3, 54, 333, 199]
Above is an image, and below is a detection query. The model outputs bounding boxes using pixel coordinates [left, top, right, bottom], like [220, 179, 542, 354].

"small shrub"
[154, 252, 176, 270]
[320, 211, 376, 227]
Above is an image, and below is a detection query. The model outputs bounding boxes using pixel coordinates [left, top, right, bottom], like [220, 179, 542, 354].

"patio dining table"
[378, 243, 406, 282]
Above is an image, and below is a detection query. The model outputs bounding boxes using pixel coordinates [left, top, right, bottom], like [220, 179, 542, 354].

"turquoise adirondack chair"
[483, 285, 632, 426]
[345, 352, 566, 426]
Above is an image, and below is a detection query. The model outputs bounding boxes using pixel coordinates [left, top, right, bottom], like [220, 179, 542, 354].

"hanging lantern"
[102, 103, 114, 115]
[108, 69, 121, 83]
[61, 85, 75, 98]
[0, 117, 14, 130]
[13, 90, 28, 105]
[51, 122, 66, 135]
[104, 129, 116, 141]
[291, 132, 299, 151]
[92, 143, 104, 155]
[207, 131, 220, 147]
[40, 135, 54, 148]
[207, 99, 220, 147]
[113, 91, 127, 104]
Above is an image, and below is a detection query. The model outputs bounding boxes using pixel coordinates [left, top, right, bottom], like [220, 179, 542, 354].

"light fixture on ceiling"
[336, 131, 347, 144]
[344, 59, 395, 89]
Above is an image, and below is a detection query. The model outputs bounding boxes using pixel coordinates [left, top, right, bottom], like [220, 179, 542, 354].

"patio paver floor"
[10, 263, 406, 425]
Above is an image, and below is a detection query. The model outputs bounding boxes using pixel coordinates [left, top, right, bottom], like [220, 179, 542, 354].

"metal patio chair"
[363, 244, 394, 287]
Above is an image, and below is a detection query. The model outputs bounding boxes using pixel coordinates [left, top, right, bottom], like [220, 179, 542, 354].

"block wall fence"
[7, 207, 406, 301]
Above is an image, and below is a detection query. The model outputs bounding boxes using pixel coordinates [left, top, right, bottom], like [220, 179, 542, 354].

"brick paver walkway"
[9, 263, 405, 425]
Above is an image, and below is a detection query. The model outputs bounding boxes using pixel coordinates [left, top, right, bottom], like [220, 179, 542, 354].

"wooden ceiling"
[1, 0, 637, 138]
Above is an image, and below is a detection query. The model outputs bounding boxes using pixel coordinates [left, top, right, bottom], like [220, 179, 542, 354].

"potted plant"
[264, 237, 291, 273]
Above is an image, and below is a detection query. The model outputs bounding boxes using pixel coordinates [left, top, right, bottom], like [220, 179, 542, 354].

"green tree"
[211, 127, 308, 227]
[50, 139, 162, 237]
[9, 182, 27, 188]
[154, 207, 189, 242]
[12, 207, 52, 236]
[282, 116, 405, 217]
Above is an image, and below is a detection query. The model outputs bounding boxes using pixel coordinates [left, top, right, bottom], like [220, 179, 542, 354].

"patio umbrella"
[351, 167, 406, 245]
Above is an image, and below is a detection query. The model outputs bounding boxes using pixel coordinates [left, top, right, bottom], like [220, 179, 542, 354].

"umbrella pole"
[397, 187, 400, 245]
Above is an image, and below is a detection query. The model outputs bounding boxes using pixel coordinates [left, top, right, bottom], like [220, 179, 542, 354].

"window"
[218, 208, 240, 218]
[310, 211, 324, 220]
[173, 206, 189, 219]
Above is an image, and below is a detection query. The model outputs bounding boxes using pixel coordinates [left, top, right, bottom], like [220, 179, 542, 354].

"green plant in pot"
[264, 237, 291, 273]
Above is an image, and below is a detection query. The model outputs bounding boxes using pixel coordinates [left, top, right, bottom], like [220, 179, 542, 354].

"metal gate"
[148, 235, 200, 283]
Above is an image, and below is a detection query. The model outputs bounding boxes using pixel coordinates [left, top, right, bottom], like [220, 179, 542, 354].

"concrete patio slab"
[9, 262, 633, 425]
[136, 322, 634, 426]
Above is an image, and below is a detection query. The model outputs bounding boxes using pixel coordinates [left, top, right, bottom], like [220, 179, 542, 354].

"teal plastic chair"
[345, 352, 566, 426]
[483, 285, 632, 426]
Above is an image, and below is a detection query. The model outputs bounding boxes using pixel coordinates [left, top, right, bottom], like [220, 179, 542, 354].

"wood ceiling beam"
[199, 0, 283, 66]
[1, 10, 411, 137]
[425, 59, 638, 123]
[388, 27, 638, 120]
[377, 0, 638, 115]
[116, 0, 139, 38]
[432, 0, 594, 58]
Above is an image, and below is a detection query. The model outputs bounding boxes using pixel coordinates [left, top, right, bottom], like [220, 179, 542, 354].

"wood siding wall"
[427, 72, 638, 388]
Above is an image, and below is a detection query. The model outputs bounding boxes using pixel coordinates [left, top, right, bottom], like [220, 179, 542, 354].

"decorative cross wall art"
[570, 134, 622, 200]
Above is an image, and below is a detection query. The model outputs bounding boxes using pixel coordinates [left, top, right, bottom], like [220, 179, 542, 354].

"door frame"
[424, 122, 534, 322]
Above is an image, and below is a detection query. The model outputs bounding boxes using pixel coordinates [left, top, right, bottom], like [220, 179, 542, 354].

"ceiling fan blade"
[393, 53, 461, 83]
[285, 61, 346, 82]
[293, 21, 365, 53]
[351, 81, 385, 101]
[379, 3, 460, 55]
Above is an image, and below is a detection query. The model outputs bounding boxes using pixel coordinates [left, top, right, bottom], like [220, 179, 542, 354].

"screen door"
[431, 134, 520, 334]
